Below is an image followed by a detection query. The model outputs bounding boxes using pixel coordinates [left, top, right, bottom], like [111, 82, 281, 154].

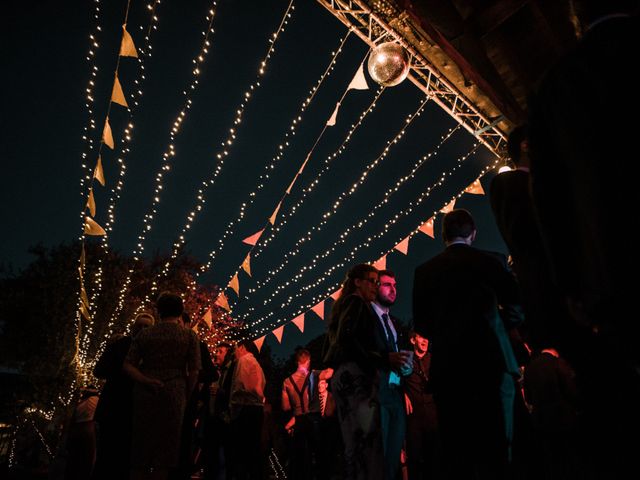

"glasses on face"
[363, 277, 380, 286]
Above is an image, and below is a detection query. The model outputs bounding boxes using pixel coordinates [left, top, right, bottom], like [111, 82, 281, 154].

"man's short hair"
[295, 348, 311, 364]
[377, 269, 395, 279]
[156, 292, 184, 319]
[442, 209, 476, 242]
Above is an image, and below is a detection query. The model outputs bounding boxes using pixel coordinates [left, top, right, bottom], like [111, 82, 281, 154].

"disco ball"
[367, 42, 410, 87]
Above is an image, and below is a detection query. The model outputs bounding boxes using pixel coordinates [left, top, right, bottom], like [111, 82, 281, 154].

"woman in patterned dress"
[124, 292, 201, 480]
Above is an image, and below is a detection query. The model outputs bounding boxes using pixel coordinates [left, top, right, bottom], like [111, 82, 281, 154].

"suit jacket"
[93, 335, 133, 426]
[324, 294, 403, 398]
[412, 244, 522, 392]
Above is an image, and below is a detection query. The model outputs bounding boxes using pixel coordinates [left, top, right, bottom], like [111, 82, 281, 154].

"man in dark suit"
[528, 2, 640, 476]
[412, 209, 522, 479]
[371, 269, 410, 480]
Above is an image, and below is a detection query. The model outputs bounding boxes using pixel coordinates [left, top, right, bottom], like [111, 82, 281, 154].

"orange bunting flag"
[330, 289, 342, 301]
[348, 62, 369, 91]
[215, 292, 230, 311]
[229, 273, 240, 296]
[419, 217, 435, 238]
[311, 301, 325, 320]
[464, 179, 485, 195]
[86, 190, 96, 217]
[102, 117, 114, 149]
[272, 325, 285, 343]
[242, 229, 264, 246]
[80, 244, 86, 269]
[269, 202, 282, 225]
[202, 308, 213, 329]
[254, 335, 266, 352]
[119, 24, 138, 58]
[440, 198, 456, 214]
[286, 174, 298, 195]
[394, 236, 410, 255]
[241, 254, 251, 276]
[326, 102, 341, 126]
[372, 255, 387, 271]
[94, 156, 105, 186]
[79, 302, 92, 321]
[298, 153, 312, 175]
[111, 75, 129, 108]
[80, 285, 90, 311]
[84, 216, 106, 236]
[292, 314, 305, 333]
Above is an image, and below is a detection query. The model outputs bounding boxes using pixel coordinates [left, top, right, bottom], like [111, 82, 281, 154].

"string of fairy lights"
[246, 85, 385, 263]
[243, 150, 498, 336]
[89, 1, 221, 366]
[129, 0, 297, 314]
[244, 122, 463, 313]
[194, 32, 354, 279]
[242, 95, 431, 301]
[80, 1, 164, 365]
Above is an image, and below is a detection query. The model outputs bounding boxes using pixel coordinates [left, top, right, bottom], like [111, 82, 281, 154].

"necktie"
[382, 313, 397, 352]
[320, 392, 326, 417]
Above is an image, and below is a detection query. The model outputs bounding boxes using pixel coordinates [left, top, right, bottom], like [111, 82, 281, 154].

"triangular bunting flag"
[292, 314, 305, 333]
[119, 24, 138, 58]
[214, 292, 230, 311]
[80, 244, 86, 269]
[394, 236, 410, 255]
[418, 217, 435, 238]
[80, 285, 90, 311]
[440, 198, 456, 214]
[86, 190, 96, 217]
[269, 202, 282, 225]
[254, 335, 266, 352]
[242, 229, 264, 246]
[79, 302, 92, 321]
[372, 255, 387, 271]
[330, 289, 342, 301]
[202, 308, 212, 329]
[272, 325, 285, 343]
[464, 179, 485, 195]
[298, 153, 312, 175]
[311, 301, 325, 320]
[102, 117, 114, 149]
[348, 63, 369, 91]
[326, 102, 341, 126]
[229, 273, 240, 296]
[111, 75, 129, 108]
[241, 254, 251, 276]
[286, 174, 298, 195]
[94, 156, 105, 186]
[84, 216, 106, 236]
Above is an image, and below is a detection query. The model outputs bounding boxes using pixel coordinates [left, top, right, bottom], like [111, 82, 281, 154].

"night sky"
[1, 0, 507, 360]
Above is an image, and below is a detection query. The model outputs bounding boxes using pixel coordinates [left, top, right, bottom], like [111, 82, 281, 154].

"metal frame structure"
[317, 0, 507, 156]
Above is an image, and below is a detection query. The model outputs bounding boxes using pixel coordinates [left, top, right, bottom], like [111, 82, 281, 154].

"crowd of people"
[59, 2, 639, 479]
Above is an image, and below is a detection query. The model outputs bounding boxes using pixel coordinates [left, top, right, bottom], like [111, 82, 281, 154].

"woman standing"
[324, 264, 409, 480]
[124, 292, 201, 480]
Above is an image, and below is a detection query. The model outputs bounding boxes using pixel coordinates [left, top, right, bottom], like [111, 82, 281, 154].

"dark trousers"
[405, 398, 441, 480]
[228, 405, 264, 480]
[379, 387, 406, 480]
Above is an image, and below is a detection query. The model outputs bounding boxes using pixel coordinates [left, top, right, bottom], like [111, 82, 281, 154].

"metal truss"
[317, 0, 506, 156]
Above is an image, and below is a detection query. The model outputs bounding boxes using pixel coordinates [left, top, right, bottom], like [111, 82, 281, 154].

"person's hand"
[389, 351, 412, 371]
[285, 417, 296, 436]
[404, 393, 413, 415]
[145, 377, 164, 392]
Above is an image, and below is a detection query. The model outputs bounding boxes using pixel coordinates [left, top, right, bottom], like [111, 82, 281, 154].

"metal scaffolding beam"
[317, 0, 506, 156]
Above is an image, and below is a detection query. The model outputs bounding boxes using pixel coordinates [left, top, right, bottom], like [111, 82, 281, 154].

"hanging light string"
[136, 0, 296, 310]
[78, 0, 104, 197]
[242, 144, 489, 334]
[93, 2, 220, 365]
[247, 84, 385, 266]
[241, 95, 431, 303]
[194, 32, 353, 279]
[74, 0, 136, 375]
[81, 0, 164, 364]
[246, 123, 462, 311]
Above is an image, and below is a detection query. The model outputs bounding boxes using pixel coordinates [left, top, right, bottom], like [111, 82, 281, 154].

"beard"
[377, 295, 395, 307]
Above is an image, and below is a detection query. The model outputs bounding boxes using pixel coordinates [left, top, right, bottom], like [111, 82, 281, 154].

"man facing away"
[412, 209, 522, 479]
